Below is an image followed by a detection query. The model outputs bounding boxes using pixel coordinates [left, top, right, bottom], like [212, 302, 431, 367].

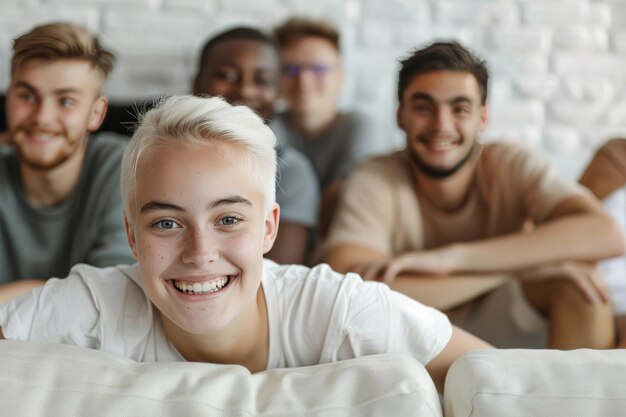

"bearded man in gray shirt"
[0, 22, 135, 301]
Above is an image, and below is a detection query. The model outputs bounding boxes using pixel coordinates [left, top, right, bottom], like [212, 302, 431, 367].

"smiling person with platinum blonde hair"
[0, 95, 490, 393]
[121, 95, 278, 220]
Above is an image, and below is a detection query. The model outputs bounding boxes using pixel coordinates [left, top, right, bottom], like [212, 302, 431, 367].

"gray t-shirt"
[0, 133, 135, 281]
[271, 111, 390, 189]
[275, 144, 319, 228]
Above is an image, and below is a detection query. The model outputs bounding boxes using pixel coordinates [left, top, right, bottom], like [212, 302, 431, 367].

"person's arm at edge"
[426, 325, 493, 392]
[266, 221, 310, 265]
[0, 327, 4, 339]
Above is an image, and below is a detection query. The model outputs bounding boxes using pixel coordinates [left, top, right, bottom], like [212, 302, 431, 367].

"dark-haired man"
[193, 27, 319, 264]
[324, 41, 625, 349]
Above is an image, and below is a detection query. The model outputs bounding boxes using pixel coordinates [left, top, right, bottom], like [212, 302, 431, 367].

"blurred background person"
[193, 27, 320, 264]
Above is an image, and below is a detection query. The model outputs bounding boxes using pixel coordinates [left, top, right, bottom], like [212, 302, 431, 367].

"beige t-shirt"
[324, 141, 588, 256]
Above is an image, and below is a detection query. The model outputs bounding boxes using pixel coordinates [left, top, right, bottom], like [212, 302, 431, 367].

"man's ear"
[262, 203, 280, 254]
[396, 105, 405, 130]
[87, 96, 108, 132]
[124, 213, 139, 260]
[479, 104, 489, 133]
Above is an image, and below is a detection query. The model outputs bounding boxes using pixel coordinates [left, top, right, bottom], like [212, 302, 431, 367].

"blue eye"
[60, 98, 75, 107]
[217, 216, 241, 226]
[155, 219, 181, 229]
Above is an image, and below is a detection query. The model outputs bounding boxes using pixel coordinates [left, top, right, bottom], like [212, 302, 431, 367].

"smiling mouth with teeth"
[172, 276, 232, 295]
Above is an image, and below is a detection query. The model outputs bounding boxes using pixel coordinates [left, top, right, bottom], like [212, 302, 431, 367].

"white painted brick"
[48, 0, 150, 5]
[280, 0, 349, 22]
[548, 99, 609, 126]
[482, 51, 549, 75]
[612, 29, 626, 53]
[360, 0, 430, 24]
[483, 125, 543, 149]
[357, 20, 396, 48]
[0, 7, 100, 37]
[545, 124, 583, 153]
[523, 1, 611, 26]
[430, 27, 478, 47]
[561, 75, 614, 102]
[102, 10, 211, 41]
[513, 74, 560, 100]
[605, 99, 626, 126]
[609, 4, 626, 27]
[434, 0, 519, 26]
[162, 0, 217, 13]
[488, 98, 545, 125]
[485, 28, 551, 52]
[553, 52, 626, 75]
[105, 59, 192, 100]
[553, 26, 608, 51]
[356, 22, 477, 51]
[219, 0, 287, 17]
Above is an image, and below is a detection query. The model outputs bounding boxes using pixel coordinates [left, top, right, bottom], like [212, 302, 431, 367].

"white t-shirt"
[0, 261, 452, 367]
[599, 186, 626, 315]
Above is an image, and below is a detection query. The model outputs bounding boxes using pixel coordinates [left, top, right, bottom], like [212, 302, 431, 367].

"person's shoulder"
[68, 262, 139, 284]
[277, 144, 313, 171]
[84, 133, 129, 176]
[482, 140, 547, 168]
[263, 259, 362, 288]
[88, 132, 129, 158]
[354, 150, 409, 180]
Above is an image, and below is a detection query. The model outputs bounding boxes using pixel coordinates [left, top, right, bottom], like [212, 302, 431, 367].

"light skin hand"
[518, 261, 611, 305]
[0, 280, 46, 303]
[381, 247, 455, 284]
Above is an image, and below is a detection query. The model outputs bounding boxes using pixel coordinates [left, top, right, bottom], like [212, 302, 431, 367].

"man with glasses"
[272, 18, 389, 236]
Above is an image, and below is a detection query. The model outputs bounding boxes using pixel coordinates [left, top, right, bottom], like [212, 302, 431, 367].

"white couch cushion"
[444, 348, 626, 417]
[0, 340, 442, 416]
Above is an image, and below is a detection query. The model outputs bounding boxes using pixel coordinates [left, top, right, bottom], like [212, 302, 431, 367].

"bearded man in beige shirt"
[324, 41, 625, 349]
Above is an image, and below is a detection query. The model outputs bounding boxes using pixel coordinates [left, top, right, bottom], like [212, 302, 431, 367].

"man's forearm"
[444, 211, 625, 273]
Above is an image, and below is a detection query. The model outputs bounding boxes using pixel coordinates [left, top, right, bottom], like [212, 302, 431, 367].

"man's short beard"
[409, 140, 477, 179]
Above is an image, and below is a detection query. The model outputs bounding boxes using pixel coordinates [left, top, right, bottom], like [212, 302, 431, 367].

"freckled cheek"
[137, 238, 177, 264]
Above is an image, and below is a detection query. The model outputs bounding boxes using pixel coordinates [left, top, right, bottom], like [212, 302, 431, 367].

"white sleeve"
[331, 276, 453, 365]
[0, 271, 101, 347]
[599, 187, 626, 315]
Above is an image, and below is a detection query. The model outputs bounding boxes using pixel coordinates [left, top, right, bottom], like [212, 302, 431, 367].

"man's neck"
[289, 106, 337, 139]
[165, 287, 269, 373]
[411, 153, 479, 213]
[20, 140, 88, 207]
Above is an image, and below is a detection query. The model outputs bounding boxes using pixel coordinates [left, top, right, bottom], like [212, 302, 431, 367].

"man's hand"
[350, 247, 456, 283]
[518, 261, 611, 305]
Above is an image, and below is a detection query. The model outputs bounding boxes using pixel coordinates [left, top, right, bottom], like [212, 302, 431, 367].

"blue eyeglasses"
[281, 64, 333, 77]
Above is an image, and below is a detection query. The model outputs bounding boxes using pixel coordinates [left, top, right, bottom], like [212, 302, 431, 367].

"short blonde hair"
[121, 95, 277, 221]
[11, 22, 115, 82]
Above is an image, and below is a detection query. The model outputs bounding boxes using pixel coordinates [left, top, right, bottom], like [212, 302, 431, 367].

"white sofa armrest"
[0, 340, 442, 416]
[444, 348, 626, 417]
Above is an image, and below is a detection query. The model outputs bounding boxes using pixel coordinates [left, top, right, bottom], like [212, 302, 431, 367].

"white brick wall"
[2, 0, 626, 178]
